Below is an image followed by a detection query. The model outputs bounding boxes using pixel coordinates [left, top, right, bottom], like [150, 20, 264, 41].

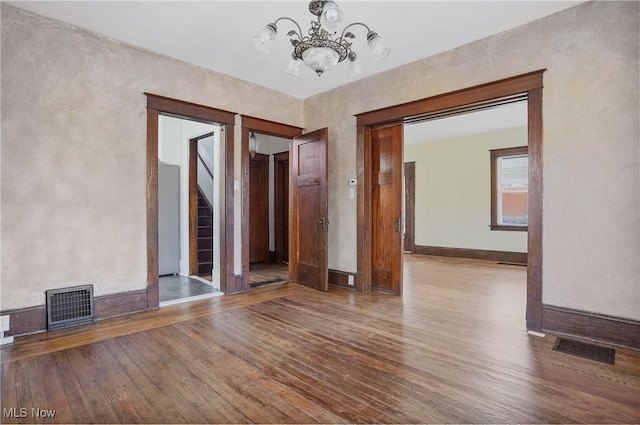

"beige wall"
[2, 2, 639, 321]
[404, 127, 528, 253]
[305, 1, 639, 320]
[0, 5, 303, 310]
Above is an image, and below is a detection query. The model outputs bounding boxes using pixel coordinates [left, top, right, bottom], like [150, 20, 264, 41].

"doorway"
[356, 70, 544, 331]
[145, 94, 236, 308]
[402, 101, 528, 262]
[239, 116, 304, 293]
[247, 132, 290, 288]
[157, 116, 223, 305]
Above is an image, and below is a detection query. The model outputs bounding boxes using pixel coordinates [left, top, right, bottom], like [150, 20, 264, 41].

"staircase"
[197, 190, 213, 276]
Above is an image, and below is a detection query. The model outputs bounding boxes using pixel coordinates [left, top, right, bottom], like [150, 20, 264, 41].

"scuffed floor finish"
[2, 255, 639, 423]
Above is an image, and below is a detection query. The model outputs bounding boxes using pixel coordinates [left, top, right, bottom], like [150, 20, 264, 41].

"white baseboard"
[159, 292, 223, 308]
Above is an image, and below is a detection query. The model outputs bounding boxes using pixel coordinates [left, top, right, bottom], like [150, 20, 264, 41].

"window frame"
[490, 145, 529, 231]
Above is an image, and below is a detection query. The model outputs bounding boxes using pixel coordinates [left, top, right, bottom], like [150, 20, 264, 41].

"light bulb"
[252, 24, 277, 54]
[320, 1, 344, 31]
[367, 31, 390, 61]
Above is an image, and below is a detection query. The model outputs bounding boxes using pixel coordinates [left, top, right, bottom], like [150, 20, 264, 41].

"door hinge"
[395, 217, 401, 233]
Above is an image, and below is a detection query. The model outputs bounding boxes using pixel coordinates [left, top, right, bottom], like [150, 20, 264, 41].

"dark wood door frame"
[145, 94, 235, 307]
[274, 151, 290, 264]
[355, 70, 545, 331]
[240, 116, 303, 293]
[249, 153, 270, 263]
[404, 162, 416, 254]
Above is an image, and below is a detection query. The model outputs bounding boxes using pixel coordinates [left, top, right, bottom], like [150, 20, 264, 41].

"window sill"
[490, 224, 528, 232]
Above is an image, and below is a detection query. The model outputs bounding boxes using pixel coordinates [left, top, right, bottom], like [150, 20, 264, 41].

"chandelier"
[252, 0, 390, 77]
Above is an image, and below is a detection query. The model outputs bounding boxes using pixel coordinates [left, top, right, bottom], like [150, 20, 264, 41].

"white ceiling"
[9, 0, 582, 100]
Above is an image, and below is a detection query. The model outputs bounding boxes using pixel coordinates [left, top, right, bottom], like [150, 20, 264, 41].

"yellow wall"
[404, 127, 528, 252]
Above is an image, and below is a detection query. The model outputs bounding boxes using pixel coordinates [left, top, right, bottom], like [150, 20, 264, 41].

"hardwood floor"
[249, 262, 288, 285]
[2, 255, 639, 423]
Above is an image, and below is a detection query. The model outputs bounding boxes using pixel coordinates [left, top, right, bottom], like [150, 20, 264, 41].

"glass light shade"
[282, 57, 302, 77]
[320, 1, 344, 31]
[348, 56, 363, 78]
[249, 132, 259, 158]
[302, 47, 340, 76]
[252, 24, 277, 54]
[367, 33, 391, 61]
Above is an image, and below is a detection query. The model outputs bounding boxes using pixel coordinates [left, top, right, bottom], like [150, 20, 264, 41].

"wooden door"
[249, 153, 269, 263]
[371, 124, 403, 293]
[290, 128, 328, 291]
[274, 151, 289, 263]
[404, 162, 416, 254]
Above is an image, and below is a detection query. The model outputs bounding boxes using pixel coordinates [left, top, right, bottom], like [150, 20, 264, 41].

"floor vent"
[552, 337, 615, 365]
[46, 284, 95, 331]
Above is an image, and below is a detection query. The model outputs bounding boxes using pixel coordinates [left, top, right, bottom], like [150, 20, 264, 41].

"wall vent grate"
[46, 284, 94, 331]
[552, 337, 615, 365]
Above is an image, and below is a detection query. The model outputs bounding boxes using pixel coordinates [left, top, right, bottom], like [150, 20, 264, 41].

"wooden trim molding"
[145, 94, 236, 297]
[239, 116, 303, 293]
[94, 289, 149, 320]
[403, 162, 416, 254]
[1, 306, 46, 338]
[414, 246, 527, 264]
[328, 269, 358, 289]
[2, 289, 149, 338]
[145, 93, 235, 125]
[146, 108, 160, 308]
[274, 151, 290, 264]
[356, 70, 545, 331]
[356, 70, 544, 126]
[526, 87, 544, 332]
[356, 124, 372, 293]
[241, 116, 303, 138]
[542, 305, 640, 350]
[188, 138, 199, 275]
[222, 125, 235, 294]
[238, 127, 251, 294]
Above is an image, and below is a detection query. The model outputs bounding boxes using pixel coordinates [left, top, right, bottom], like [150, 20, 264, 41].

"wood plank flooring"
[249, 262, 288, 284]
[2, 255, 639, 423]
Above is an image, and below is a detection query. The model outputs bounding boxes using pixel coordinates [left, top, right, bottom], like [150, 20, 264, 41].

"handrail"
[197, 152, 214, 179]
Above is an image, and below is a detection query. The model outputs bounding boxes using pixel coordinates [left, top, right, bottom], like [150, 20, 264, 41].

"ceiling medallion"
[252, 0, 390, 77]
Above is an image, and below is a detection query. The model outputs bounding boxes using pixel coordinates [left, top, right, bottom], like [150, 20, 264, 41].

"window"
[490, 146, 528, 231]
